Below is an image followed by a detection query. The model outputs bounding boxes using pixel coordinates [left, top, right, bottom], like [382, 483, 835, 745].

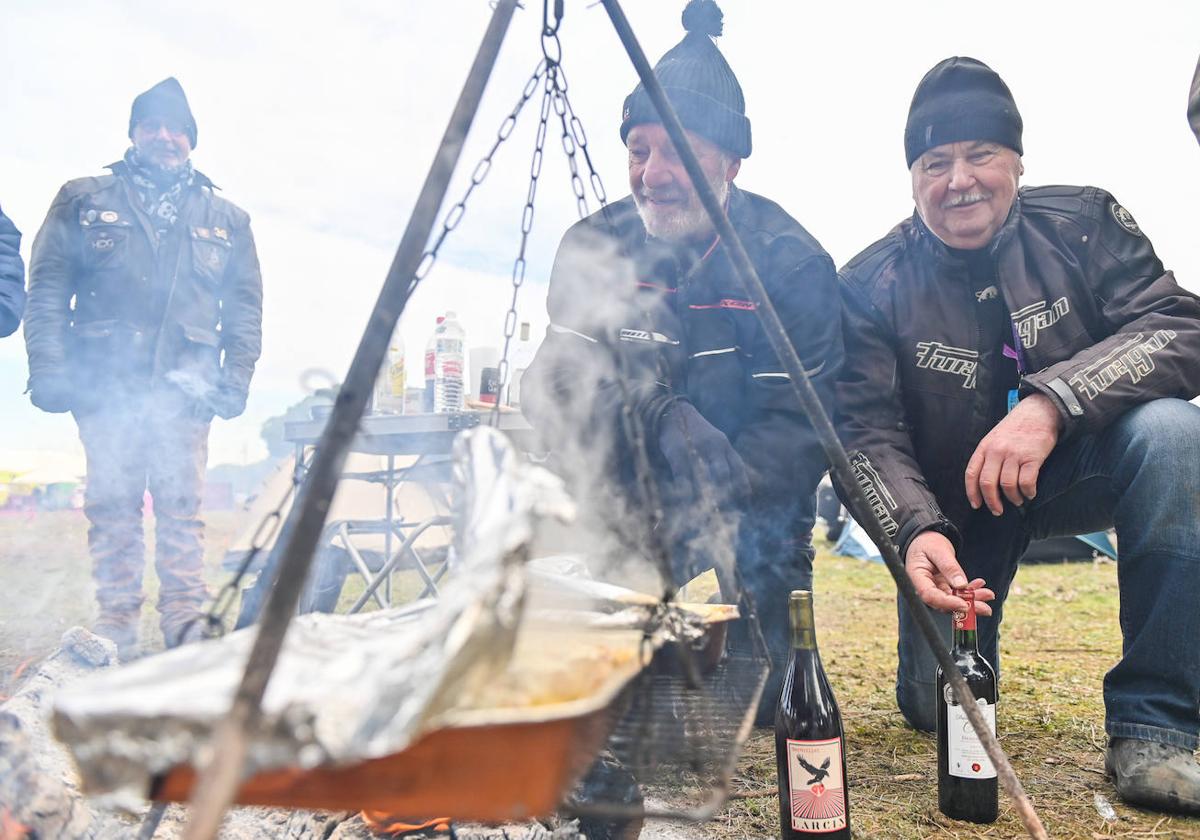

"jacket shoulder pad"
[1020, 184, 1129, 235]
[203, 190, 252, 226]
[839, 223, 908, 292]
[55, 173, 120, 202]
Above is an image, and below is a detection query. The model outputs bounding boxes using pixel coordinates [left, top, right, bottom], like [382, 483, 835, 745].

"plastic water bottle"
[423, 315, 444, 413]
[434, 311, 466, 414]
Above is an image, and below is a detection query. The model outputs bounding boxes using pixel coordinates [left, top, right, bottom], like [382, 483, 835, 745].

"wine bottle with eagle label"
[775, 590, 850, 839]
[936, 587, 998, 823]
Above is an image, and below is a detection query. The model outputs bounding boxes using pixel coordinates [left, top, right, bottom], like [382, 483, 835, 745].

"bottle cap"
[952, 588, 977, 631]
[789, 589, 812, 602]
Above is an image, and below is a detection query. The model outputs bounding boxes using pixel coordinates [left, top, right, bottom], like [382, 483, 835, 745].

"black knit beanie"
[129, 77, 198, 149]
[619, 0, 751, 158]
[904, 57, 1022, 168]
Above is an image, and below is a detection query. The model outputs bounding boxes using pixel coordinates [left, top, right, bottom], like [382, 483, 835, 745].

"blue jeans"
[896, 398, 1200, 750]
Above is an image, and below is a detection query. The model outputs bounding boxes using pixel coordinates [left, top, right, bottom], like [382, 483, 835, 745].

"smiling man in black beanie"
[523, 0, 843, 732]
[837, 56, 1200, 815]
[24, 77, 263, 660]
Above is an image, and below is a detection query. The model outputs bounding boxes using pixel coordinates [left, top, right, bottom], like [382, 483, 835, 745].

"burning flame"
[360, 811, 450, 836]
[0, 807, 30, 839]
[0, 658, 33, 703]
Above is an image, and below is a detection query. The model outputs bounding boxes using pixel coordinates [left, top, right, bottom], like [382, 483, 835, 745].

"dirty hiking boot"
[160, 611, 208, 650]
[93, 616, 139, 662]
[1106, 737, 1200, 815]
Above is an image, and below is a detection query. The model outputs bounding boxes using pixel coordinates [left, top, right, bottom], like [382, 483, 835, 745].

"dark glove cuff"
[897, 516, 961, 563]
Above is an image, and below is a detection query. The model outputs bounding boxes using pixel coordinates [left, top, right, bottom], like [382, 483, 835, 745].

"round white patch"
[1110, 202, 1142, 236]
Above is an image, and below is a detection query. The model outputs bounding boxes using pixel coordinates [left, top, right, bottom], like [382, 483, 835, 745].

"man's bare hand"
[905, 530, 995, 615]
[965, 393, 1061, 516]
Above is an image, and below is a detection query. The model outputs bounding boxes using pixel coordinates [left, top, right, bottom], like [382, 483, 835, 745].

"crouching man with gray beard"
[522, 0, 841, 726]
[836, 57, 1200, 814]
[24, 78, 263, 660]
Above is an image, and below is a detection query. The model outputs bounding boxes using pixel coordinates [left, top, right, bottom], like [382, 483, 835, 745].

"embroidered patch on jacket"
[1068, 329, 1177, 399]
[1110, 202, 1142, 236]
[849, 452, 899, 537]
[1010, 297, 1069, 348]
[915, 341, 978, 389]
[975, 286, 998, 302]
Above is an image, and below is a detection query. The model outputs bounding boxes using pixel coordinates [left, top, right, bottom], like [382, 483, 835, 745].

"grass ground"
[1, 511, 1197, 838]
[714, 541, 1200, 839]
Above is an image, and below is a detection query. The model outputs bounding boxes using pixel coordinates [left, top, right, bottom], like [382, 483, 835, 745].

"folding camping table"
[282, 409, 537, 610]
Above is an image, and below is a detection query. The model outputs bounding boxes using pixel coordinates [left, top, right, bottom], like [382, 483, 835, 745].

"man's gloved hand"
[657, 400, 752, 506]
[29, 373, 75, 414]
[207, 384, 248, 420]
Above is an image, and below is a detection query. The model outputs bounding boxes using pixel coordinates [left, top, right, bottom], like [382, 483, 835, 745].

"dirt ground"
[1, 509, 1198, 838]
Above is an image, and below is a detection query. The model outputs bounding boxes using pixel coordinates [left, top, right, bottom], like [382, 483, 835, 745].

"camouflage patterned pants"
[75, 398, 211, 645]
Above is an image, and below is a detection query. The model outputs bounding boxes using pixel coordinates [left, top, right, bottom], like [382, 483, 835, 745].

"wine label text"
[947, 699, 997, 779]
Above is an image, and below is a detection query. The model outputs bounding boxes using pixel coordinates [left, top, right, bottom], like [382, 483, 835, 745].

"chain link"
[490, 66, 556, 427]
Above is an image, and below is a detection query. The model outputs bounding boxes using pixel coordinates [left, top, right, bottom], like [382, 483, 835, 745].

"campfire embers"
[360, 811, 450, 836]
[0, 807, 30, 840]
[0, 659, 33, 704]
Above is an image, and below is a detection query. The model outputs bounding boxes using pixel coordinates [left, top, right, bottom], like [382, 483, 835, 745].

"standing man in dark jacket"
[25, 78, 263, 658]
[0, 205, 24, 336]
[838, 57, 1200, 814]
[522, 0, 841, 723]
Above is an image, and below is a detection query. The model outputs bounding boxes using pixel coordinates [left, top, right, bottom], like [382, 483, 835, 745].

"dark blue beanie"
[904, 57, 1022, 167]
[129, 77, 198, 149]
[619, 0, 751, 159]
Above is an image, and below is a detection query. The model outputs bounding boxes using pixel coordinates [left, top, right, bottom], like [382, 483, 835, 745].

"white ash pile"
[0, 627, 117, 839]
[0, 627, 298, 839]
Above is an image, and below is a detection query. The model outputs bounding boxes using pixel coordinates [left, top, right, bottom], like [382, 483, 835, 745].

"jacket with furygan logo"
[522, 185, 842, 549]
[25, 160, 262, 405]
[837, 184, 1200, 557]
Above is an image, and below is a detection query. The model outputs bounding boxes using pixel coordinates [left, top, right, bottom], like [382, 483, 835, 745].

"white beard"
[635, 175, 729, 243]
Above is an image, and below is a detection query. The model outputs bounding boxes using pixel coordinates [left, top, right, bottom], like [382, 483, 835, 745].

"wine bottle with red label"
[775, 590, 850, 839]
[936, 587, 999, 823]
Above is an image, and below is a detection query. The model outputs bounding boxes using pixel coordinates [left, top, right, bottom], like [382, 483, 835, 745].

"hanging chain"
[412, 59, 549, 296]
[491, 14, 674, 600]
[488, 78, 549, 427]
[183, 448, 313, 642]
[490, 13, 577, 428]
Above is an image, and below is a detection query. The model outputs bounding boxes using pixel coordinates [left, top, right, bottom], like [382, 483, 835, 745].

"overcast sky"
[1, 0, 1197, 471]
